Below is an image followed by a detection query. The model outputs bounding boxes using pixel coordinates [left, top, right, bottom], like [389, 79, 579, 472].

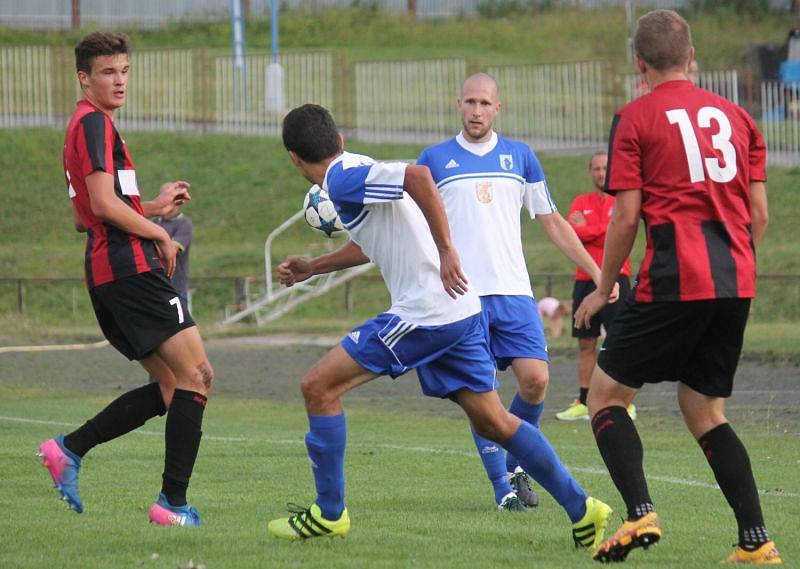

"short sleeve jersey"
[63, 100, 161, 289]
[417, 132, 557, 297]
[606, 80, 767, 302]
[324, 151, 481, 326]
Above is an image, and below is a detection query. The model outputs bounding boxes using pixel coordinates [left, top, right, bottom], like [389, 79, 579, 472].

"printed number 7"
[666, 107, 737, 184]
[169, 296, 185, 324]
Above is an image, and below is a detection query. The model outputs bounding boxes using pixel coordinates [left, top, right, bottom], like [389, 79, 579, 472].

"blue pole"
[271, 0, 279, 64]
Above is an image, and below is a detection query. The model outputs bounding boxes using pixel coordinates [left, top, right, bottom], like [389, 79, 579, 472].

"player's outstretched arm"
[574, 189, 641, 329]
[403, 165, 468, 298]
[277, 240, 370, 287]
[86, 171, 177, 277]
[142, 181, 192, 218]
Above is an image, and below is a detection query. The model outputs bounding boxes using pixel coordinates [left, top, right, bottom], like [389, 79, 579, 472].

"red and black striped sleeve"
[77, 111, 115, 178]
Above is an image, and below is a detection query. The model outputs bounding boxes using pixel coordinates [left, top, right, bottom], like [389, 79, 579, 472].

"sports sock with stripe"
[161, 389, 206, 507]
[697, 423, 768, 550]
[470, 428, 514, 505]
[505, 394, 544, 473]
[503, 420, 587, 522]
[591, 405, 653, 520]
[306, 413, 347, 520]
[63, 382, 167, 457]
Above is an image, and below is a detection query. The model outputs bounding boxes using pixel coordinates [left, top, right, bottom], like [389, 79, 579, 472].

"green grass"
[0, 7, 794, 70]
[1, 382, 798, 568]
[2, 127, 798, 347]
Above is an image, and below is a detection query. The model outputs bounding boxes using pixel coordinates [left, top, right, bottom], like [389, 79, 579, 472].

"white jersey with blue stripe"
[417, 131, 557, 298]
[323, 151, 481, 326]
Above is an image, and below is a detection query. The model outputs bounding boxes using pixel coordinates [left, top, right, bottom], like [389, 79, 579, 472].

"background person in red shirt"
[574, 10, 780, 564]
[556, 151, 633, 422]
[37, 32, 213, 527]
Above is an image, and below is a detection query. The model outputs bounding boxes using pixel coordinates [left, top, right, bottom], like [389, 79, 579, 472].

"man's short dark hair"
[75, 32, 130, 74]
[634, 10, 692, 72]
[282, 104, 342, 164]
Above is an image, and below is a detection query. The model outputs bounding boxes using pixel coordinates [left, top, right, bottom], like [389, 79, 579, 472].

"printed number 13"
[666, 107, 737, 184]
[169, 296, 185, 324]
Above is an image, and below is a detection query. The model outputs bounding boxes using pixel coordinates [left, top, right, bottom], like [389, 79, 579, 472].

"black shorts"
[571, 276, 631, 338]
[597, 294, 751, 398]
[90, 270, 195, 361]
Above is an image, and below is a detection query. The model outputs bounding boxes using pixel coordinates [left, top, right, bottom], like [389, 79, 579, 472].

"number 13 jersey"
[606, 79, 767, 302]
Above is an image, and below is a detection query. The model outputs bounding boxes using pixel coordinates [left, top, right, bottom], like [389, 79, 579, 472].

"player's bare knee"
[300, 370, 328, 406]
[199, 361, 214, 392]
[518, 372, 548, 401]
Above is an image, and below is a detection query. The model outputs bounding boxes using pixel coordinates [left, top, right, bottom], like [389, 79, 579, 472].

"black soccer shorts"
[597, 294, 751, 398]
[90, 270, 196, 361]
[571, 276, 631, 339]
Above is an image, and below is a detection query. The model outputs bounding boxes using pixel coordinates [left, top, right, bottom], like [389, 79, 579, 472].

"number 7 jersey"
[606, 79, 767, 302]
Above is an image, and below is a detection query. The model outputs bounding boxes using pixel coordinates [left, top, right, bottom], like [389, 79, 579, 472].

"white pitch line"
[2, 413, 797, 499]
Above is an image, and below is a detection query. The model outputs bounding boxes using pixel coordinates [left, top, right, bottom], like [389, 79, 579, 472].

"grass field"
[1, 341, 798, 568]
[1, 127, 799, 351]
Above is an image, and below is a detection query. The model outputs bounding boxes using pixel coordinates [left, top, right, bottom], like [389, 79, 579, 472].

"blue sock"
[305, 413, 347, 520]
[506, 394, 544, 472]
[503, 421, 588, 522]
[471, 427, 514, 505]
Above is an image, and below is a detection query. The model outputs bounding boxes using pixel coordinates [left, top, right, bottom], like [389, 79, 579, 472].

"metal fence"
[215, 52, 334, 134]
[761, 80, 800, 167]
[1, 45, 798, 163]
[353, 58, 467, 145]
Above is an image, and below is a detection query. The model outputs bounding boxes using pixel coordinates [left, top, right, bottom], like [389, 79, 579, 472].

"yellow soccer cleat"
[572, 497, 613, 549]
[556, 400, 590, 421]
[627, 403, 638, 421]
[723, 541, 783, 564]
[267, 503, 350, 541]
[593, 511, 662, 562]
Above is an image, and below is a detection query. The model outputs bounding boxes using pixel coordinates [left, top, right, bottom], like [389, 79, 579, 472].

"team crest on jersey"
[475, 181, 493, 203]
[499, 154, 513, 171]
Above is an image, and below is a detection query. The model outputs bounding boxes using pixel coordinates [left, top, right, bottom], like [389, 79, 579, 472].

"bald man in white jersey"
[417, 74, 618, 510]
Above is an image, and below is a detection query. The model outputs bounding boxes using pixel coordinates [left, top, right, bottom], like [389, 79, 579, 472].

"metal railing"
[761, 80, 800, 168]
[1, 45, 798, 163]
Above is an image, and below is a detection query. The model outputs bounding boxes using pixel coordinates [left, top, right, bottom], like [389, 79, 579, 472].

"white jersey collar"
[456, 130, 498, 157]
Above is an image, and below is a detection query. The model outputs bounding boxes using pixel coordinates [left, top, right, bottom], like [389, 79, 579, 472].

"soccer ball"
[303, 184, 343, 237]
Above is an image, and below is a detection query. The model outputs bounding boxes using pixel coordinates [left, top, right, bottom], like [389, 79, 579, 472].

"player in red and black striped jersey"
[574, 10, 781, 564]
[38, 32, 213, 528]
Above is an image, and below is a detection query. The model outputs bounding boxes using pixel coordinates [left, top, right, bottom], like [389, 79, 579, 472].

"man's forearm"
[99, 199, 167, 241]
[542, 214, 602, 283]
[597, 217, 637, 296]
[404, 166, 455, 252]
[310, 240, 370, 275]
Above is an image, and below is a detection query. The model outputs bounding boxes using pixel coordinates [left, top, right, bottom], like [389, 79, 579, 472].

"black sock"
[162, 389, 206, 507]
[63, 383, 166, 457]
[591, 405, 653, 520]
[698, 423, 768, 550]
[579, 388, 589, 406]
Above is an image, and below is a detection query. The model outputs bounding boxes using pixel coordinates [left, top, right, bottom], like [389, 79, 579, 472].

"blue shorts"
[341, 312, 498, 399]
[480, 295, 549, 370]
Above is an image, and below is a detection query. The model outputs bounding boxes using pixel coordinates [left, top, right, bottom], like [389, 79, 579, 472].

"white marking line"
[3, 414, 797, 499]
